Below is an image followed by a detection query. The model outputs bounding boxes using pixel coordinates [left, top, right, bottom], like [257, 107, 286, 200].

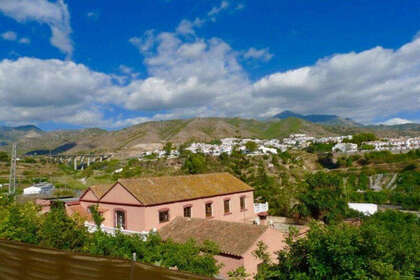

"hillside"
[1, 117, 419, 157]
[0, 125, 44, 146]
[0, 118, 333, 156]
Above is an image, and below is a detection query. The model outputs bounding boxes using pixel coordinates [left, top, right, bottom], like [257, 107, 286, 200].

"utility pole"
[9, 143, 16, 195]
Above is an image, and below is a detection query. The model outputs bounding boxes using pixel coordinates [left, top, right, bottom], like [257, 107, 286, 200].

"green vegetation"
[306, 143, 334, 153]
[182, 153, 208, 174]
[260, 211, 420, 279]
[0, 151, 9, 162]
[344, 133, 377, 145]
[245, 141, 258, 153]
[360, 144, 375, 150]
[0, 198, 220, 277]
[293, 172, 351, 224]
[363, 149, 420, 164]
[163, 142, 173, 155]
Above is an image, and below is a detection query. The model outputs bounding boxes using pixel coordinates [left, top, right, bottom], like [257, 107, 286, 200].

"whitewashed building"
[332, 143, 358, 153]
[348, 203, 378, 216]
[23, 182, 55, 195]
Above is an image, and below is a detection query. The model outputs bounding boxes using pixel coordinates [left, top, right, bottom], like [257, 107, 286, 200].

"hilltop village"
[138, 134, 420, 160]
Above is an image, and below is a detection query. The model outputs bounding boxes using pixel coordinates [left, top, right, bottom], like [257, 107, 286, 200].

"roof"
[117, 172, 253, 206]
[159, 217, 268, 257]
[66, 204, 93, 222]
[89, 184, 113, 199]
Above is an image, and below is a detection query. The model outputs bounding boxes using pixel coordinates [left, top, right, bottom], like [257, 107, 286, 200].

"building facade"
[76, 173, 256, 232]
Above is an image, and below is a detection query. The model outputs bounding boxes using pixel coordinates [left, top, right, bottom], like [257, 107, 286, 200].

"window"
[184, 206, 192, 218]
[159, 210, 169, 223]
[240, 196, 246, 211]
[115, 210, 126, 229]
[205, 202, 212, 217]
[224, 199, 230, 214]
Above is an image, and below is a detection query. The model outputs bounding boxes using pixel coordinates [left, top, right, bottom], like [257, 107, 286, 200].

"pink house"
[159, 217, 287, 278]
[77, 173, 257, 232]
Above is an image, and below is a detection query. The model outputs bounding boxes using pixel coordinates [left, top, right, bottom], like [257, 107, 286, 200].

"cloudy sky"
[0, 0, 419, 130]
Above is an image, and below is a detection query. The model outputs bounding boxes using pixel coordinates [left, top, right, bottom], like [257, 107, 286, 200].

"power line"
[9, 143, 16, 195]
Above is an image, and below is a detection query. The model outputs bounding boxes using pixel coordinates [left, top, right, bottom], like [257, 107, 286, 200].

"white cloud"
[122, 29, 248, 113]
[251, 37, 420, 122]
[19, 37, 30, 44]
[208, 1, 229, 16]
[0, 57, 111, 126]
[176, 18, 204, 35]
[244, 47, 273, 62]
[380, 118, 414, 126]
[0, 0, 73, 58]
[1, 31, 30, 44]
[1, 31, 17, 41]
[87, 11, 99, 20]
[2, 26, 420, 128]
[129, 29, 155, 54]
[235, 3, 245, 10]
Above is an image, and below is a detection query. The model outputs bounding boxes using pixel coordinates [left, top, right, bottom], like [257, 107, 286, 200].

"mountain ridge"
[273, 110, 361, 126]
[0, 117, 419, 157]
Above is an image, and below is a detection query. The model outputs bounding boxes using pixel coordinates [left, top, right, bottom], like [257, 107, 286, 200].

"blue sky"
[0, 0, 419, 130]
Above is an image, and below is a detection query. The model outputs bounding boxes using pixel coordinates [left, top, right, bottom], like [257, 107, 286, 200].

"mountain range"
[0, 116, 419, 157]
[273, 111, 361, 126]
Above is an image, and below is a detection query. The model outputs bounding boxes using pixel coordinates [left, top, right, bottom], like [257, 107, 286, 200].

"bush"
[293, 172, 348, 224]
[262, 211, 420, 279]
[0, 151, 9, 162]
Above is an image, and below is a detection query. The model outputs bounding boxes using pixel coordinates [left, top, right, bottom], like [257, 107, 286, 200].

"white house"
[23, 182, 55, 195]
[332, 143, 358, 153]
[348, 203, 378, 216]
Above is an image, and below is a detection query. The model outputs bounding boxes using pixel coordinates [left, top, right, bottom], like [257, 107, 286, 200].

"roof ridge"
[117, 172, 230, 181]
[160, 217, 269, 256]
[182, 216, 268, 230]
[110, 173, 253, 205]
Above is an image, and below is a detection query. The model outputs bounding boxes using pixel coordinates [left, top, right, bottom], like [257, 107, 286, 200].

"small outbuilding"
[348, 203, 378, 216]
[23, 182, 55, 195]
[159, 217, 287, 278]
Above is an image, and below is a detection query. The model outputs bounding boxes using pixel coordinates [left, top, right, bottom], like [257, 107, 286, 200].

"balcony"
[254, 202, 269, 214]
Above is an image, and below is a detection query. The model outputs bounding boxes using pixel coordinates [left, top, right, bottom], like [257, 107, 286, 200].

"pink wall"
[82, 189, 98, 201]
[143, 191, 255, 231]
[80, 183, 255, 232]
[101, 183, 141, 205]
[212, 228, 287, 279]
[242, 228, 287, 277]
[214, 254, 244, 279]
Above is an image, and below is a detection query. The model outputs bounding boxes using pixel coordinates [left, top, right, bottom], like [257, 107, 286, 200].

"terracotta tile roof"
[89, 184, 113, 199]
[159, 217, 268, 257]
[66, 205, 93, 222]
[117, 173, 253, 206]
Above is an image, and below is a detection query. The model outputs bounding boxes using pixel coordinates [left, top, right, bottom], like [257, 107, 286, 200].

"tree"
[228, 266, 250, 280]
[0, 151, 9, 162]
[163, 142, 173, 156]
[0, 203, 40, 244]
[88, 205, 104, 229]
[262, 211, 419, 279]
[39, 202, 87, 250]
[344, 133, 376, 146]
[245, 141, 258, 153]
[253, 241, 271, 280]
[293, 172, 348, 224]
[183, 153, 207, 174]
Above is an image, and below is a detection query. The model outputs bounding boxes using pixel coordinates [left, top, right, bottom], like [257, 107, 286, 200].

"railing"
[84, 222, 151, 239]
[254, 202, 269, 213]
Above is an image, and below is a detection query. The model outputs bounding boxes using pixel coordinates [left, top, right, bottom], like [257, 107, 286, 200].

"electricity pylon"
[9, 143, 16, 195]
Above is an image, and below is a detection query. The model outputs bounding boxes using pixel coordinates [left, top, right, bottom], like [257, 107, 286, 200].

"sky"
[0, 0, 419, 130]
